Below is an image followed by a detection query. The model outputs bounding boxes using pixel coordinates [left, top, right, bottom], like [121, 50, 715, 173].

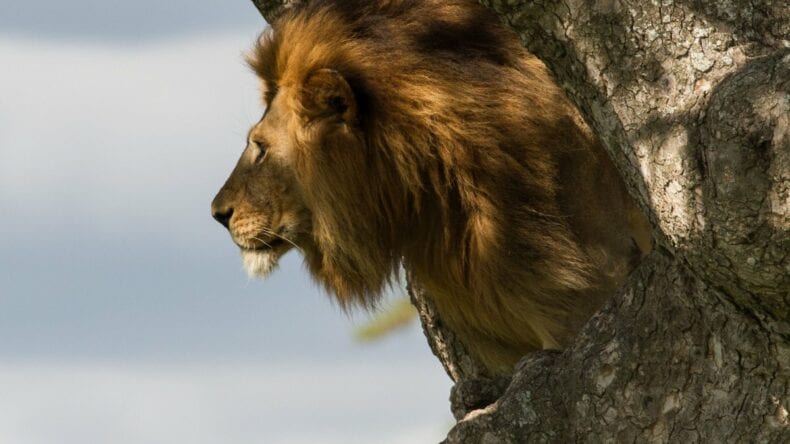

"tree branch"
[447, 250, 789, 442]
[249, 0, 301, 23]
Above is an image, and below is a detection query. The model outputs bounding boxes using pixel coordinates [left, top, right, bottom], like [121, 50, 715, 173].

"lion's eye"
[252, 140, 268, 164]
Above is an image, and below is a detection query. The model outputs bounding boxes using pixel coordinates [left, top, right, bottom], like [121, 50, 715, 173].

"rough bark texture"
[250, 1, 789, 441]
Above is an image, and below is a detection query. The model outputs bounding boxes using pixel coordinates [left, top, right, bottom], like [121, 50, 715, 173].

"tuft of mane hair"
[247, 0, 651, 374]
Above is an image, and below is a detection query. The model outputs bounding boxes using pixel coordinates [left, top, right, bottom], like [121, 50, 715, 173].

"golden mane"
[242, 0, 650, 373]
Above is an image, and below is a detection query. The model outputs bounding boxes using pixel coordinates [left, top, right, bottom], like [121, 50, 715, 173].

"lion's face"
[212, 69, 369, 288]
[211, 87, 312, 278]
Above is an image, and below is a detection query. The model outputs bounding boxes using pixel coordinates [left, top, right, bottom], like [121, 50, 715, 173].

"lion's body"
[213, 0, 651, 375]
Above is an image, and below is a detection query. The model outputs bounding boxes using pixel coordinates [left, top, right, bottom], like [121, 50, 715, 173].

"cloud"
[0, 360, 452, 444]
[0, 34, 263, 245]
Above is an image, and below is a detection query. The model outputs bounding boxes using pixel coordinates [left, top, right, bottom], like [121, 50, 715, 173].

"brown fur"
[212, 0, 652, 375]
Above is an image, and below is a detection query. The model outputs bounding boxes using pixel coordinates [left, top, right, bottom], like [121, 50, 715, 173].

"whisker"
[250, 236, 275, 249]
[259, 227, 304, 251]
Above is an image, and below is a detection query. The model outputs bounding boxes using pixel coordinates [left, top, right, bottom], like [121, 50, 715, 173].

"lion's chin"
[241, 249, 281, 278]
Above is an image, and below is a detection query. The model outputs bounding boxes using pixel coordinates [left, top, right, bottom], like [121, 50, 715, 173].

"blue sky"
[0, 2, 452, 442]
[0, 1, 262, 41]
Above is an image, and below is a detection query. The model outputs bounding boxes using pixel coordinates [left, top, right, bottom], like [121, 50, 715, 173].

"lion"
[211, 0, 652, 375]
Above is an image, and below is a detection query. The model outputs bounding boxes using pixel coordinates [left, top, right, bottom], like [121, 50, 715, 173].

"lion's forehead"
[253, 98, 302, 162]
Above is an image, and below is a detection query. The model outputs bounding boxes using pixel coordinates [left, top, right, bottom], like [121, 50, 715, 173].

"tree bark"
[250, 1, 789, 441]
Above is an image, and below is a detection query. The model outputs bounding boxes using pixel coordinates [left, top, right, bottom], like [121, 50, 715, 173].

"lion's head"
[212, 8, 412, 305]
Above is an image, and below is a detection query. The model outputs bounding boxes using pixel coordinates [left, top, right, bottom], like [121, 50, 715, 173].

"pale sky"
[0, 2, 452, 442]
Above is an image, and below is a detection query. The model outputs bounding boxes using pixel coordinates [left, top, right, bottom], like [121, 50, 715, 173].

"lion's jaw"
[230, 218, 302, 279]
[232, 218, 309, 279]
[241, 248, 282, 278]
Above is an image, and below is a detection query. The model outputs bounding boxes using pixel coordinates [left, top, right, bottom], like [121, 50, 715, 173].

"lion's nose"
[211, 205, 234, 229]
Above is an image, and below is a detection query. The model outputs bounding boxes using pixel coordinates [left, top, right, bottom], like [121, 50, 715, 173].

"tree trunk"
[250, 1, 789, 441]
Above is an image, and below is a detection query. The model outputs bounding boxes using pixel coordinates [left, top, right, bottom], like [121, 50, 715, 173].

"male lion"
[211, 0, 652, 375]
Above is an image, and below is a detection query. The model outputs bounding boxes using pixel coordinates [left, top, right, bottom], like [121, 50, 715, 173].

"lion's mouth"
[234, 235, 289, 253]
[247, 238, 286, 251]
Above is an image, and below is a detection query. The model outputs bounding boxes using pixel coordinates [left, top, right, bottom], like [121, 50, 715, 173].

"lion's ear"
[301, 68, 357, 123]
